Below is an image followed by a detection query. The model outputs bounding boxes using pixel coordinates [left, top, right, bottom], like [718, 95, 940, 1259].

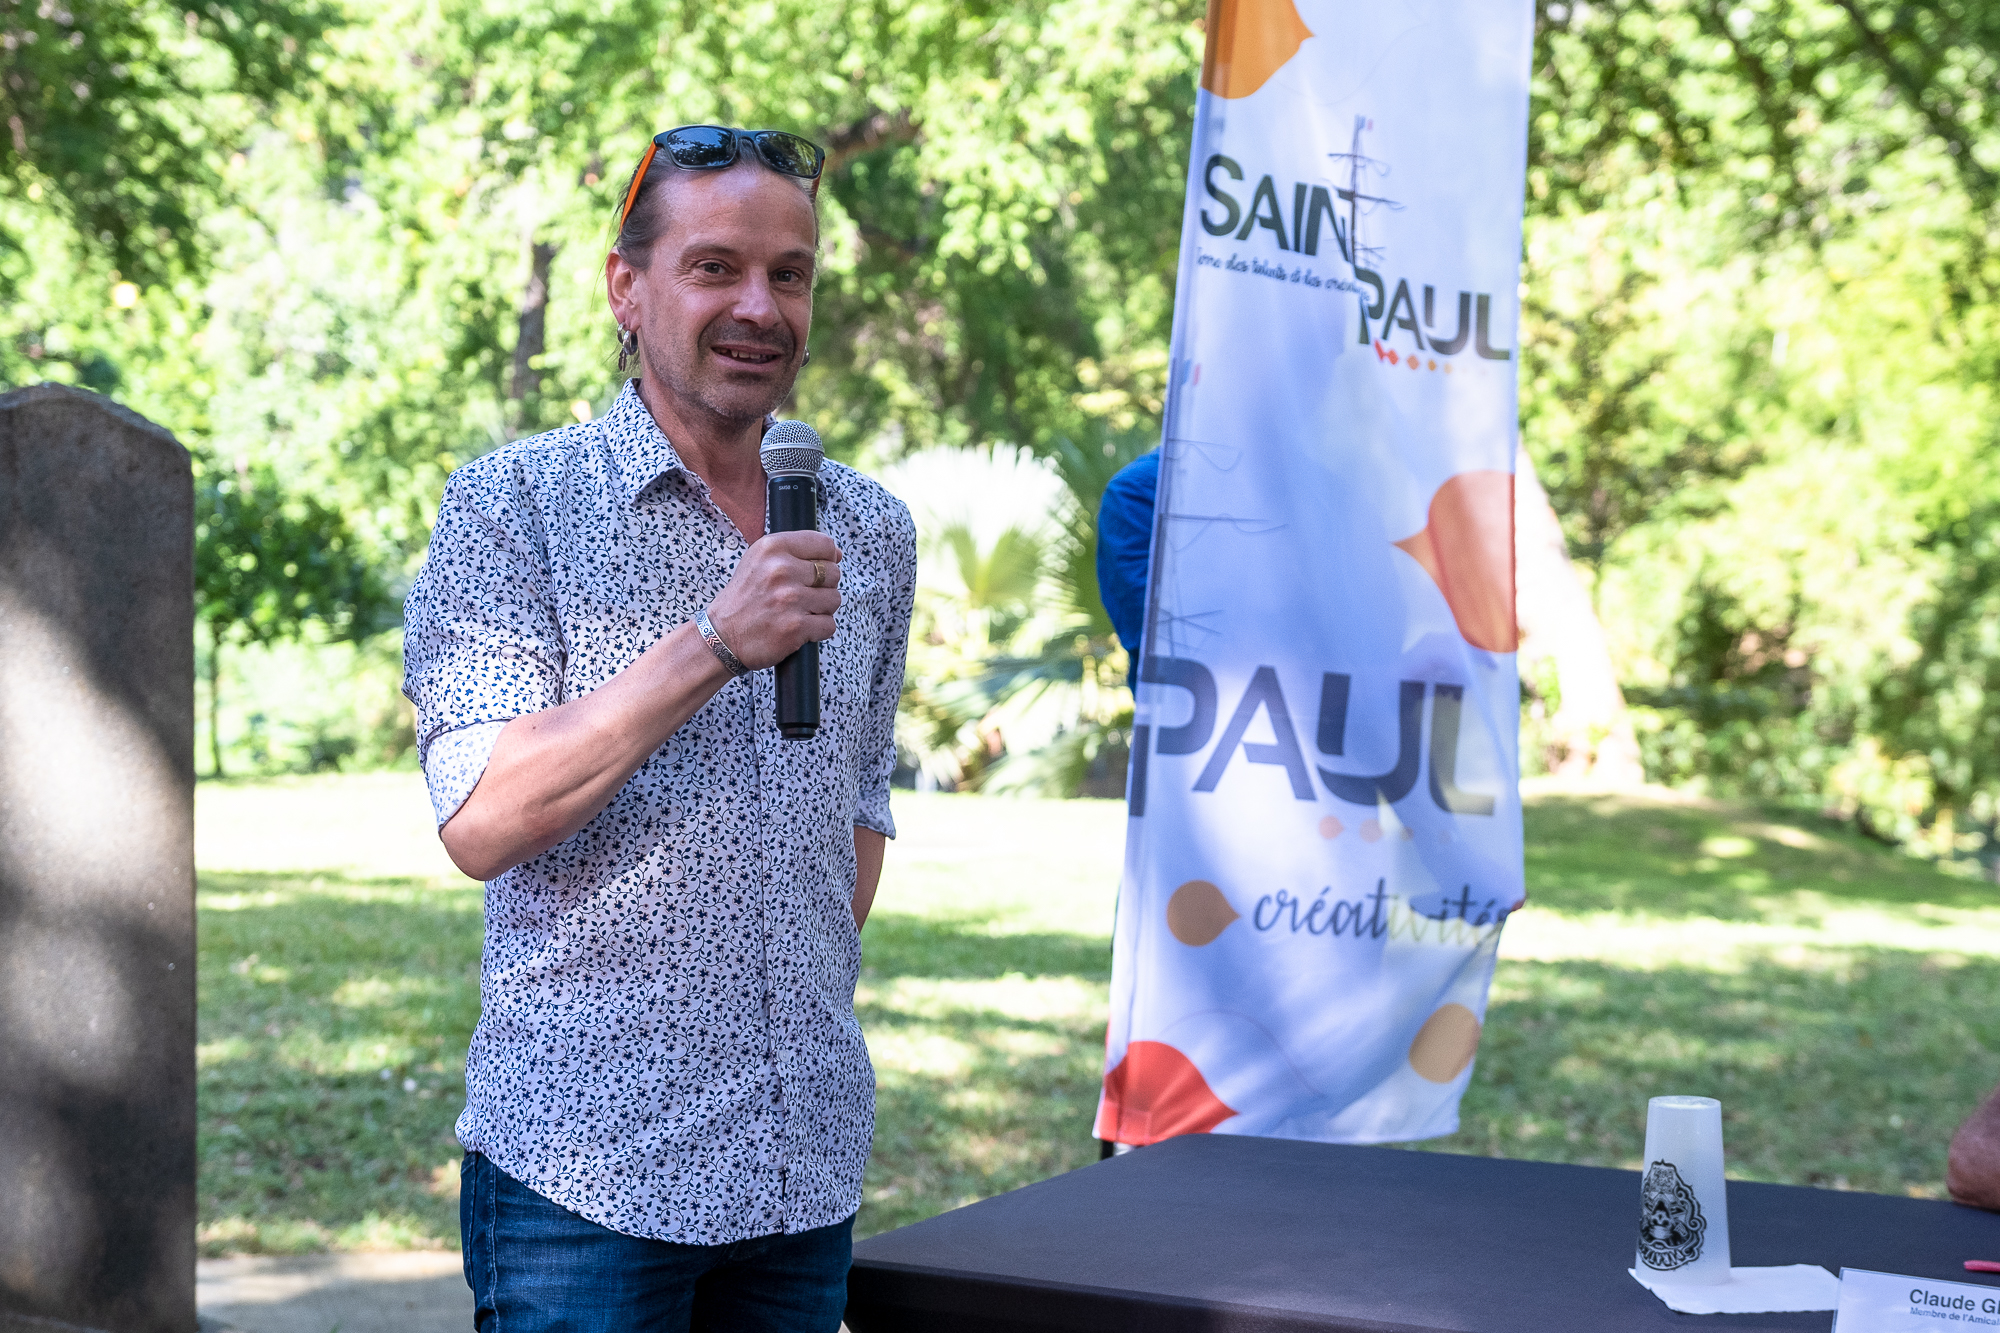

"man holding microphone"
[401, 125, 916, 1330]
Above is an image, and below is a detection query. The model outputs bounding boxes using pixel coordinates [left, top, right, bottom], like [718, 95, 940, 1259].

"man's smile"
[712, 343, 786, 366]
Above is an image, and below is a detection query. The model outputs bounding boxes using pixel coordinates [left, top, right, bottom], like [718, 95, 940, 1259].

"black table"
[846, 1134, 2000, 1332]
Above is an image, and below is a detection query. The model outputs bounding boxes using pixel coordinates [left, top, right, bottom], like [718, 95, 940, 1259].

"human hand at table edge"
[1948, 1081, 2000, 1210]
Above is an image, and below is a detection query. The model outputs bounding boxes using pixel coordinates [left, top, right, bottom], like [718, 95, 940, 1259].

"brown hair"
[612, 158, 673, 271]
[611, 154, 819, 271]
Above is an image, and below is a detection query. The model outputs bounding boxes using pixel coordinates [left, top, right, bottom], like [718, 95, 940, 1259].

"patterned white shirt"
[401, 381, 915, 1244]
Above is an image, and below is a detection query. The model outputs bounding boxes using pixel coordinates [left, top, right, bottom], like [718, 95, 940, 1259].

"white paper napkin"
[1628, 1264, 1841, 1314]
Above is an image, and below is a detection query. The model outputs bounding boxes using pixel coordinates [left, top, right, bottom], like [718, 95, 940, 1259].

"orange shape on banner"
[1166, 879, 1239, 945]
[1393, 470, 1519, 652]
[1095, 1040, 1238, 1145]
[1408, 1003, 1483, 1083]
[1200, 0, 1313, 99]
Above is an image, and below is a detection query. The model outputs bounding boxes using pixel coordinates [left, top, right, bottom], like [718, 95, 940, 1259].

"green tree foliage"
[971, 427, 1154, 796]
[6, 0, 1201, 784]
[18, 0, 2000, 833]
[195, 455, 389, 775]
[937, 521, 1044, 652]
[0, 1, 329, 293]
[1505, 0, 2000, 857]
[11, 0, 1199, 548]
[1517, 216, 1764, 584]
[932, 427, 1152, 796]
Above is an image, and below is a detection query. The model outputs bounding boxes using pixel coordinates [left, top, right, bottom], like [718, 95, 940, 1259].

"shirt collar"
[599, 380, 783, 509]
[601, 380, 687, 508]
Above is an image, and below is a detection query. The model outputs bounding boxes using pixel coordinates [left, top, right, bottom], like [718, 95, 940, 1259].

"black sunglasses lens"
[661, 126, 736, 169]
[751, 132, 824, 178]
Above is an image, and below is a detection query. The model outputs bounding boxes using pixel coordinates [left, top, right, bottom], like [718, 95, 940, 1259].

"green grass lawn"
[195, 774, 1994, 1254]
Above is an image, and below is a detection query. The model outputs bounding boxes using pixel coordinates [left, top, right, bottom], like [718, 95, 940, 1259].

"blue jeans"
[459, 1152, 853, 1332]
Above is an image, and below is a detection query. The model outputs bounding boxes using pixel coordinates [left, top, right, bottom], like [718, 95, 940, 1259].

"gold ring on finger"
[810, 560, 826, 589]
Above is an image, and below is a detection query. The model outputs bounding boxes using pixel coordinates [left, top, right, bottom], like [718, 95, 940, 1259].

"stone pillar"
[0, 385, 195, 1333]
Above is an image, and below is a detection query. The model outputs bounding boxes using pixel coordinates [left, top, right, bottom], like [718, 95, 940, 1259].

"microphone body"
[761, 422, 826, 741]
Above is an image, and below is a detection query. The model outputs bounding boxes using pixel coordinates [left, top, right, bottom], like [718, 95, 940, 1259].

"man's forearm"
[441, 622, 730, 880]
[853, 826, 885, 929]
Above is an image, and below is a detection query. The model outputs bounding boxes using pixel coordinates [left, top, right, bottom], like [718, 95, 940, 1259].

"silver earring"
[802, 350, 812, 366]
[617, 326, 639, 374]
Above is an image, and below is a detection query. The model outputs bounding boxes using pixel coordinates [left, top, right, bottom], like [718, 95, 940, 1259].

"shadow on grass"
[200, 828, 1987, 1253]
[859, 1031, 1106, 1239]
[855, 927, 1988, 1239]
[856, 1011, 1107, 1237]
[1419, 946, 1998, 1198]
[853, 911, 1113, 1235]
[1523, 793, 1997, 920]
[198, 871, 482, 1254]
[860, 910, 1111, 982]
[196, 874, 1118, 1251]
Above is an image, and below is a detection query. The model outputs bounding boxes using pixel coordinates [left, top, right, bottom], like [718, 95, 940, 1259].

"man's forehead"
[660, 165, 817, 251]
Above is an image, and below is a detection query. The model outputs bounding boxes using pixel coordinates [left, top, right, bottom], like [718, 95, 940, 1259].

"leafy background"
[14, 0, 2000, 854]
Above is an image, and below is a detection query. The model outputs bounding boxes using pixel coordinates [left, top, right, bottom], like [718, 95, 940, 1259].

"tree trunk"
[1515, 443, 1644, 785]
[823, 107, 920, 175]
[207, 625, 225, 779]
[507, 239, 559, 417]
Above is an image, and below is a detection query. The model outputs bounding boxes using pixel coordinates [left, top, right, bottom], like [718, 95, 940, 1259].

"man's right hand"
[441, 529, 845, 881]
[706, 529, 843, 669]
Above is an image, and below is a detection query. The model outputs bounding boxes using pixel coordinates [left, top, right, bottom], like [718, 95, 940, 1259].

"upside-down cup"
[1635, 1095, 1732, 1285]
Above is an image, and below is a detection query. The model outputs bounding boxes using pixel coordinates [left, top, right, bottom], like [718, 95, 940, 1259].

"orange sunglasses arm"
[617, 141, 660, 234]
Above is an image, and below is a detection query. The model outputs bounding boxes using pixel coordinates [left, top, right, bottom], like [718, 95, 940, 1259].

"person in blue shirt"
[1094, 445, 1158, 1156]
[1095, 448, 1159, 674]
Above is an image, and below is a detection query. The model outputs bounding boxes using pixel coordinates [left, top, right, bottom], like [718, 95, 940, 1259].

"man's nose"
[731, 270, 782, 326]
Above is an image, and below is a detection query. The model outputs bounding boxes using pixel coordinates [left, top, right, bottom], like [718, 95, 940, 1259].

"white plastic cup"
[1634, 1095, 1732, 1285]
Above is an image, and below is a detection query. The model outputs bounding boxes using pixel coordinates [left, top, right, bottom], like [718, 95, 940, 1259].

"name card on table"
[1835, 1268, 2000, 1330]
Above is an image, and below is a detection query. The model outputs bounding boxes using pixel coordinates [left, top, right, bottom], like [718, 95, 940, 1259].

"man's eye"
[698, 261, 727, 275]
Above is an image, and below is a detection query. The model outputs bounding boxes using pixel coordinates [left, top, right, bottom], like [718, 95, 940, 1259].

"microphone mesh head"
[760, 420, 825, 476]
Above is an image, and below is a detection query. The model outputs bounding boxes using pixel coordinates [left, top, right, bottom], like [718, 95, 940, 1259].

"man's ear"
[605, 250, 641, 329]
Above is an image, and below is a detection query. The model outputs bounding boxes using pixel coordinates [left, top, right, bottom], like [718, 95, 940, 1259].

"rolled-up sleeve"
[402, 468, 566, 821]
[422, 719, 509, 828]
[854, 503, 917, 840]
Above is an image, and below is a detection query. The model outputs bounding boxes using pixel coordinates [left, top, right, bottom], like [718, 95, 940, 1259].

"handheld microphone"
[760, 420, 825, 741]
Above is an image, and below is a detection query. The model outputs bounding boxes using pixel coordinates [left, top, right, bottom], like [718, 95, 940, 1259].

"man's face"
[614, 164, 817, 426]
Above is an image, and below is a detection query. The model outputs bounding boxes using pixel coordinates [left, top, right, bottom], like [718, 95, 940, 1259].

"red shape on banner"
[1094, 1040, 1238, 1145]
[1394, 470, 1519, 652]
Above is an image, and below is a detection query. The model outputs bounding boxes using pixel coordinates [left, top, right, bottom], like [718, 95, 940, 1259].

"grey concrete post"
[0, 385, 195, 1333]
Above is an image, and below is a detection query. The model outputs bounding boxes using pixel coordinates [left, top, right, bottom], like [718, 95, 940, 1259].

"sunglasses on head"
[617, 125, 827, 232]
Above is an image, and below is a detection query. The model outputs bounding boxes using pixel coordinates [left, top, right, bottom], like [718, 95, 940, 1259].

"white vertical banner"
[1097, 0, 1533, 1147]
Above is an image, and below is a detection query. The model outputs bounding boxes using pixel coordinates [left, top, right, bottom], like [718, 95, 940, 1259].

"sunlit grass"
[196, 773, 1995, 1253]
[197, 863, 482, 1255]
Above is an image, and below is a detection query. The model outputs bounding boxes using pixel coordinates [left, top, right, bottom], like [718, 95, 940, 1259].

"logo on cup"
[1637, 1160, 1707, 1270]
